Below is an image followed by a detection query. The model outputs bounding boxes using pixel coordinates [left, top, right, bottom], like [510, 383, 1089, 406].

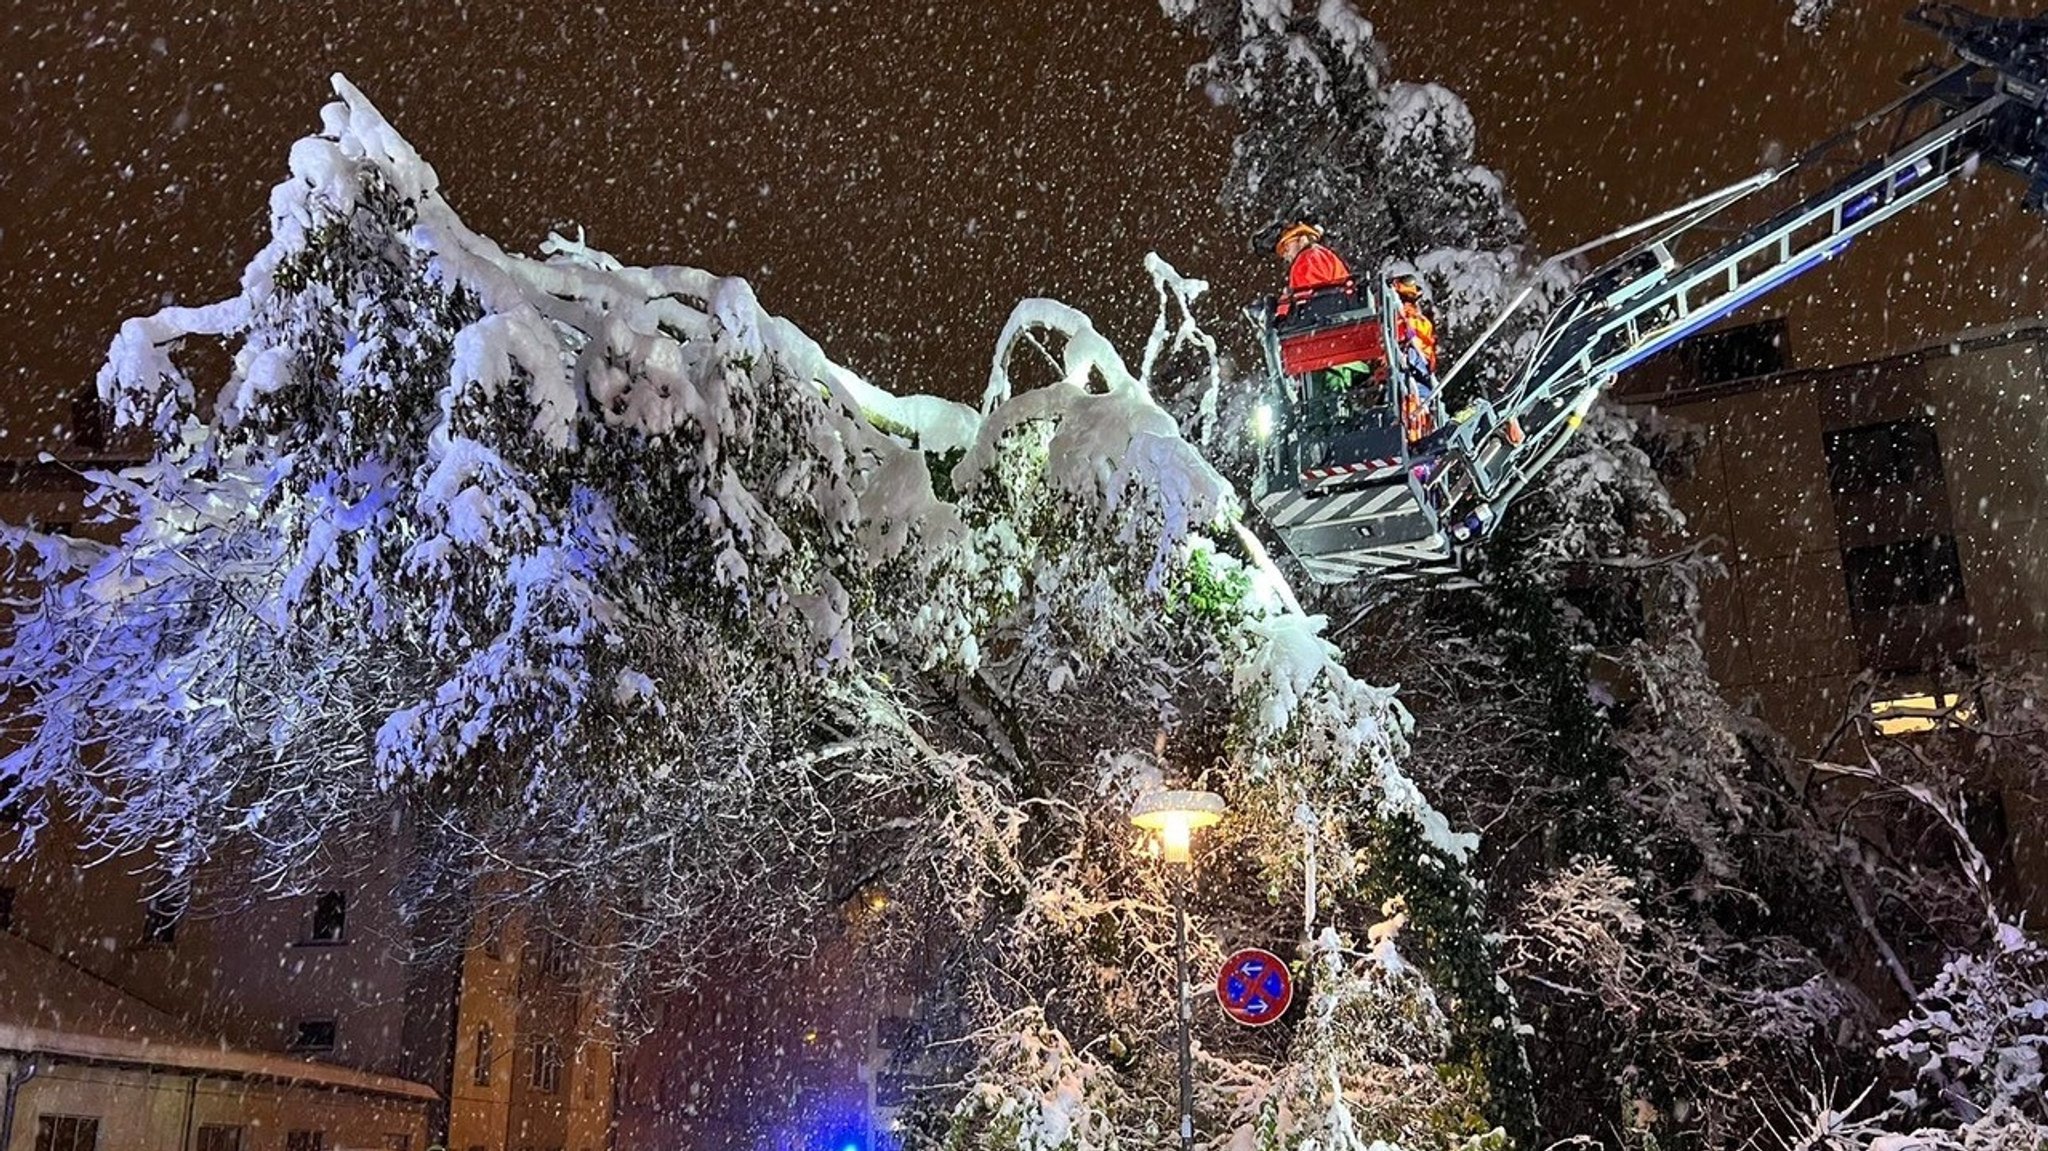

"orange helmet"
[1274, 222, 1323, 255]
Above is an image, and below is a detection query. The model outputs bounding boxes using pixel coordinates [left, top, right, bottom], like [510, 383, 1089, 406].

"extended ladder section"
[1439, 65, 2014, 539]
[1256, 5, 2048, 585]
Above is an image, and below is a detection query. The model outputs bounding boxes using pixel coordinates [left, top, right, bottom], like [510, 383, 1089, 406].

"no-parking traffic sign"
[1215, 948, 1292, 1027]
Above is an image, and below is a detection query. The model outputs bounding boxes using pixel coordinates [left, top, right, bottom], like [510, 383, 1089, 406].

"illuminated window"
[1869, 693, 1972, 735]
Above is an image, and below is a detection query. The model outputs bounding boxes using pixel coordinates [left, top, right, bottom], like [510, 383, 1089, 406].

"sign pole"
[1175, 869, 1193, 1151]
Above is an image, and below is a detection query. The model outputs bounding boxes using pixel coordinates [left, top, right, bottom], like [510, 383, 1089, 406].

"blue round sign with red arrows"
[1216, 948, 1293, 1027]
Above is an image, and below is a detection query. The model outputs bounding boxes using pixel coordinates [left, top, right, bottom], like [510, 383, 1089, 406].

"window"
[69, 388, 108, 453]
[196, 1126, 244, 1151]
[382, 1137, 412, 1151]
[530, 1039, 563, 1094]
[285, 1132, 325, 1151]
[308, 890, 347, 944]
[1869, 692, 1974, 736]
[1683, 317, 1787, 385]
[0, 886, 15, 932]
[473, 1024, 495, 1086]
[1825, 418, 1943, 496]
[291, 1018, 338, 1052]
[142, 887, 185, 945]
[531, 933, 575, 982]
[34, 1116, 99, 1151]
[1842, 535, 1966, 614]
[481, 908, 508, 960]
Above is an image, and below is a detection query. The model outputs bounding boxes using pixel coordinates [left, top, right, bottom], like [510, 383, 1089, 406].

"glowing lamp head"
[1252, 402, 1274, 443]
[1130, 789, 1225, 864]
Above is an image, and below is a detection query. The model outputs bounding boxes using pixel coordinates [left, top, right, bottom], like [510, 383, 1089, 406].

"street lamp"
[1130, 788, 1225, 1151]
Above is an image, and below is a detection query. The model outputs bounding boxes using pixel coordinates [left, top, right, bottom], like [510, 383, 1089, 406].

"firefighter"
[1388, 264, 1438, 375]
[1388, 263, 1439, 441]
[1272, 221, 1354, 320]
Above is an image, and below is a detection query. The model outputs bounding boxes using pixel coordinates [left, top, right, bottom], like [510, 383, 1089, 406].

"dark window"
[34, 1116, 99, 1151]
[532, 934, 575, 982]
[481, 908, 507, 960]
[69, 388, 108, 454]
[1843, 535, 1966, 613]
[309, 891, 347, 944]
[1683, 318, 1787, 385]
[197, 1126, 244, 1151]
[382, 1137, 412, 1151]
[474, 1024, 495, 1086]
[142, 887, 185, 945]
[1824, 419, 1943, 495]
[0, 886, 15, 932]
[1965, 788, 2010, 868]
[530, 1039, 563, 1094]
[285, 1133, 325, 1151]
[292, 1019, 338, 1052]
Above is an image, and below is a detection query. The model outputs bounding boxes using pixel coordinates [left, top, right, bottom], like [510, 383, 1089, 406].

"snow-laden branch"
[0, 72, 1494, 1148]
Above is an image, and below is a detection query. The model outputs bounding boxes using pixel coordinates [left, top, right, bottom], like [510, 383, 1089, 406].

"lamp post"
[1130, 788, 1224, 1151]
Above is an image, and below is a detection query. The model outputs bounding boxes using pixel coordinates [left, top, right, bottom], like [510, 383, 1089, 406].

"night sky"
[5, 0, 2046, 454]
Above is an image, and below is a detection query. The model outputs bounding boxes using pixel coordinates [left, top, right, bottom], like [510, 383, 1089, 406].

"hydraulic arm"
[1255, 5, 2048, 584]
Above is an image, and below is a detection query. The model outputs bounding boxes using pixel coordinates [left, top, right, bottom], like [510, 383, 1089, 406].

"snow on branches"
[1883, 923, 2048, 1123]
[0, 73, 1497, 1149]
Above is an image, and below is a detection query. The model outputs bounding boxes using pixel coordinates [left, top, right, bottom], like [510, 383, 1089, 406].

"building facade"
[1620, 318, 2048, 918]
[0, 821, 618, 1151]
[0, 452, 616, 1151]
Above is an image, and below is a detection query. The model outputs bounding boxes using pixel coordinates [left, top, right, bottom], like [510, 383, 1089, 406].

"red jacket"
[1288, 244, 1353, 296]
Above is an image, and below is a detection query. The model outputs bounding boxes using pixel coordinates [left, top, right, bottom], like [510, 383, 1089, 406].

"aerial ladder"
[1253, 4, 2048, 585]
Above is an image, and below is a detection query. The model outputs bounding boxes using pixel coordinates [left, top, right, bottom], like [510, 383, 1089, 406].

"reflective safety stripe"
[1301, 457, 1402, 482]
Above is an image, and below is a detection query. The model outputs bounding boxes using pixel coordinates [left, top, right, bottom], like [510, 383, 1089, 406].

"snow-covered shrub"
[1883, 923, 2048, 1122]
[1211, 925, 1495, 1151]
[948, 1012, 1129, 1151]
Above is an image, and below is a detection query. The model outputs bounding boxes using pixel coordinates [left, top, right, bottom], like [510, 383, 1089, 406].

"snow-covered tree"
[1160, 0, 1565, 403]
[1162, 2, 2048, 1145]
[0, 75, 1516, 1150]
